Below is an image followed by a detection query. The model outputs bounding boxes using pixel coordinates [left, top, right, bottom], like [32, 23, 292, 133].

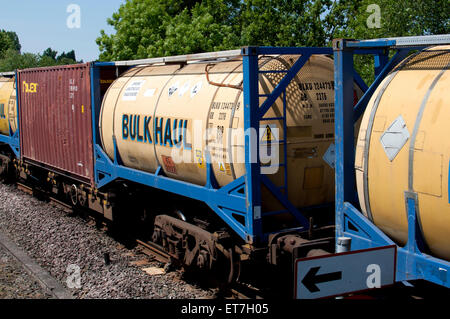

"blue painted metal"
[89, 46, 332, 244]
[344, 34, 450, 49]
[258, 53, 311, 118]
[352, 71, 368, 93]
[242, 47, 263, 243]
[0, 130, 19, 158]
[353, 49, 411, 122]
[334, 35, 450, 288]
[374, 52, 389, 78]
[333, 41, 357, 208]
[0, 71, 20, 158]
[93, 61, 117, 67]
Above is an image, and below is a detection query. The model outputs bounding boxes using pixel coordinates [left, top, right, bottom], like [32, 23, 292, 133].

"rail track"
[17, 182, 32, 195]
[136, 239, 171, 264]
[15, 181, 262, 299]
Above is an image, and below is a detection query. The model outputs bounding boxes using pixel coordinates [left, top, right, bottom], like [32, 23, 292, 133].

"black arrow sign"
[301, 266, 342, 293]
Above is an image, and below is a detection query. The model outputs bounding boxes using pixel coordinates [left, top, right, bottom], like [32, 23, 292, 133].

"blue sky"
[0, 0, 126, 62]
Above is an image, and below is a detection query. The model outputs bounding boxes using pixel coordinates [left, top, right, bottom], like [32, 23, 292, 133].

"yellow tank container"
[355, 45, 450, 261]
[100, 54, 359, 211]
[0, 76, 17, 135]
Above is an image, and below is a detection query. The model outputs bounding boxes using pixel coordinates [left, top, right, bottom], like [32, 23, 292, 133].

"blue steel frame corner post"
[90, 65, 102, 148]
[12, 71, 20, 157]
[242, 46, 262, 244]
[374, 49, 389, 79]
[0, 71, 21, 157]
[90, 64, 102, 186]
[333, 39, 357, 240]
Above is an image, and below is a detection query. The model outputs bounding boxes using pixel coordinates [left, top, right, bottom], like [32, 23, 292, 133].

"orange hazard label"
[161, 155, 177, 174]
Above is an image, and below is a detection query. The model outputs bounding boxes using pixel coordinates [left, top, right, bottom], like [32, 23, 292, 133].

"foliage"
[0, 46, 81, 72]
[97, 0, 449, 65]
[0, 27, 82, 72]
[237, 0, 333, 47]
[0, 30, 21, 58]
[329, 0, 449, 40]
[150, 1, 240, 57]
[328, 0, 450, 83]
[0, 49, 39, 72]
[42, 48, 77, 63]
[96, 0, 240, 60]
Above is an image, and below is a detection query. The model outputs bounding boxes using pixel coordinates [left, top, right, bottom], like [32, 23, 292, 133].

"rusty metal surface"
[17, 64, 94, 185]
[136, 239, 171, 264]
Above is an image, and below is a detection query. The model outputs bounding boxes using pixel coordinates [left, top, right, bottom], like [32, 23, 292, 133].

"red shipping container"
[18, 63, 95, 185]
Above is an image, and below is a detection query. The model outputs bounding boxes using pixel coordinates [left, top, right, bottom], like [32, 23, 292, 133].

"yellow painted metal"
[100, 55, 359, 211]
[355, 46, 450, 260]
[0, 76, 17, 135]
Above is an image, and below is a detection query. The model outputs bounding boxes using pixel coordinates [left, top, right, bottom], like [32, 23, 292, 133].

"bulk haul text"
[122, 114, 192, 149]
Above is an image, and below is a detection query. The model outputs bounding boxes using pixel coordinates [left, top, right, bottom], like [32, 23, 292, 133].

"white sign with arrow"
[295, 245, 396, 299]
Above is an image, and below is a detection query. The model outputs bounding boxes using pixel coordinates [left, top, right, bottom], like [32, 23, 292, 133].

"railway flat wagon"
[334, 34, 450, 289]
[11, 46, 371, 296]
[13, 47, 358, 294]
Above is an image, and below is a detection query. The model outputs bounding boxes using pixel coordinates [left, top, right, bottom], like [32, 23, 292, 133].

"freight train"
[0, 35, 449, 297]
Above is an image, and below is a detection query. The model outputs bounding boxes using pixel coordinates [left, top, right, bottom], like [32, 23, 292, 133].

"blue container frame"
[0, 72, 20, 158]
[89, 46, 333, 245]
[333, 35, 450, 287]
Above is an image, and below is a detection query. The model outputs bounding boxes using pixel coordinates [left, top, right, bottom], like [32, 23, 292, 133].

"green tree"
[57, 50, 76, 62]
[96, 0, 241, 60]
[0, 30, 21, 58]
[0, 28, 80, 72]
[326, 0, 450, 83]
[0, 49, 40, 72]
[237, 0, 332, 47]
[42, 47, 58, 60]
[97, 0, 449, 63]
[0, 47, 81, 72]
[150, 1, 240, 57]
[96, 0, 185, 60]
[329, 0, 449, 40]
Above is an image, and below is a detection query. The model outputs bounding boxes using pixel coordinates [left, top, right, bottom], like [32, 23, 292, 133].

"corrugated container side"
[18, 63, 94, 185]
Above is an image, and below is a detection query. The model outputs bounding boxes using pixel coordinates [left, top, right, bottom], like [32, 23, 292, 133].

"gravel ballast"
[0, 243, 52, 299]
[0, 183, 215, 299]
